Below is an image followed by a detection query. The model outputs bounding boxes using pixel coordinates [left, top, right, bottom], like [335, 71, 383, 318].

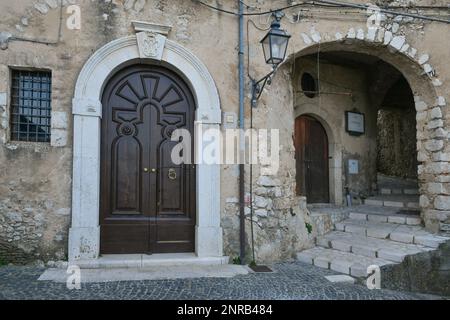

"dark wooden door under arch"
[100, 65, 196, 254]
[294, 115, 330, 203]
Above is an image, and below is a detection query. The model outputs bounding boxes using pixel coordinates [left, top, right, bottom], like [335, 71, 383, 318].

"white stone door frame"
[68, 34, 223, 261]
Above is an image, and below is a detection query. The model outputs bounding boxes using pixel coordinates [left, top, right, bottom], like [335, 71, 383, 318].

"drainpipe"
[238, 0, 246, 265]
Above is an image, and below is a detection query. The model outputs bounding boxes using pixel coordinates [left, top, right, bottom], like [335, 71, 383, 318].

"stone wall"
[377, 108, 418, 179]
[0, 0, 449, 264]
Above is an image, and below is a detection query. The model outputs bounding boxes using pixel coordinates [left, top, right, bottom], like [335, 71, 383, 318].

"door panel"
[100, 65, 196, 254]
[294, 115, 329, 203]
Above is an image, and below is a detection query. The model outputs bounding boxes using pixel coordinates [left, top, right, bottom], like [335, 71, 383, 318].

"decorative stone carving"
[136, 31, 165, 60]
[131, 20, 172, 35]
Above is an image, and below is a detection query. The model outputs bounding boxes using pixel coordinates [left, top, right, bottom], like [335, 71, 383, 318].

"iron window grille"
[10, 69, 52, 142]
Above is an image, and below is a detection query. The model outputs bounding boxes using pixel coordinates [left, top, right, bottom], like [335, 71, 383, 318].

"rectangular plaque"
[345, 111, 365, 135]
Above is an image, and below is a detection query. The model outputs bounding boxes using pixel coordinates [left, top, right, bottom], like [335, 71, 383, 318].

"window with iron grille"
[10, 69, 52, 142]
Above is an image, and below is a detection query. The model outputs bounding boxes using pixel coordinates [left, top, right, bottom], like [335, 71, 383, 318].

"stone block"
[330, 240, 351, 252]
[407, 47, 417, 58]
[296, 251, 315, 264]
[356, 29, 364, 40]
[434, 196, 450, 210]
[367, 227, 390, 239]
[380, 188, 392, 195]
[345, 224, 366, 235]
[313, 256, 330, 269]
[383, 31, 392, 45]
[429, 107, 442, 119]
[418, 54, 429, 65]
[254, 195, 268, 208]
[34, 3, 49, 14]
[335, 222, 345, 231]
[404, 189, 419, 195]
[0, 92, 6, 105]
[51, 111, 68, 129]
[407, 202, 419, 209]
[423, 64, 433, 74]
[366, 28, 377, 41]
[424, 139, 443, 152]
[415, 101, 427, 112]
[350, 263, 367, 277]
[426, 119, 443, 130]
[368, 215, 388, 223]
[406, 217, 422, 225]
[388, 216, 406, 224]
[384, 201, 404, 208]
[390, 232, 414, 243]
[325, 275, 355, 283]
[349, 212, 367, 220]
[432, 152, 450, 162]
[377, 249, 407, 263]
[50, 129, 67, 147]
[389, 35, 405, 50]
[414, 235, 447, 248]
[352, 245, 377, 258]
[330, 259, 351, 274]
[365, 199, 383, 206]
[45, 0, 58, 9]
[301, 33, 312, 45]
[316, 237, 330, 248]
[257, 176, 280, 187]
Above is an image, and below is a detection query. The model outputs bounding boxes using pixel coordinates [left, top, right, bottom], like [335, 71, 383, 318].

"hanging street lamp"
[250, 11, 291, 107]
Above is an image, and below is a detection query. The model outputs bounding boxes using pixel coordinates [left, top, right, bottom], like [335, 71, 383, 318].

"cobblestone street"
[0, 262, 442, 300]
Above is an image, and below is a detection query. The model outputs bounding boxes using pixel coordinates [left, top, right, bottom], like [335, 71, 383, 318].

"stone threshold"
[38, 263, 248, 283]
[70, 253, 230, 269]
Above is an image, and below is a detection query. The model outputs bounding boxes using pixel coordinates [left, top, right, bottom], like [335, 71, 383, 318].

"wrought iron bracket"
[250, 69, 276, 108]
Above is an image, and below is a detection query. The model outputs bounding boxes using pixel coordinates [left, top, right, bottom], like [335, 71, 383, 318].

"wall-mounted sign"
[348, 159, 359, 174]
[345, 111, 365, 135]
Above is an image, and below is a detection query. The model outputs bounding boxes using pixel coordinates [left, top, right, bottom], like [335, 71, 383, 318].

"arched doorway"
[294, 115, 330, 203]
[100, 64, 196, 254]
[69, 35, 224, 262]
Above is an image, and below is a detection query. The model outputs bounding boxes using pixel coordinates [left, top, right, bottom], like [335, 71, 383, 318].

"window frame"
[8, 67, 53, 144]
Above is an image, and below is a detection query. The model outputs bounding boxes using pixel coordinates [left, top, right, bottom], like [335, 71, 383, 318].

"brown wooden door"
[100, 65, 196, 254]
[294, 115, 329, 203]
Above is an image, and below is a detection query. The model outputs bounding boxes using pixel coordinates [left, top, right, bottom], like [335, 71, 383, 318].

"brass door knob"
[151, 168, 156, 173]
[143, 167, 149, 172]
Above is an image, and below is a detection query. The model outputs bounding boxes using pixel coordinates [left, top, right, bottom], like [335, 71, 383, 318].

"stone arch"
[69, 34, 223, 261]
[288, 40, 438, 103]
[288, 38, 448, 232]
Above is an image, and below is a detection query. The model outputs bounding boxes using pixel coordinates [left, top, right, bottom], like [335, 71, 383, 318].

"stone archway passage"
[294, 115, 330, 203]
[100, 64, 196, 254]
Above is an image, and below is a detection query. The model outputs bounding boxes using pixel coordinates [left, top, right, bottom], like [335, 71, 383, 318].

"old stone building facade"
[0, 0, 449, 276]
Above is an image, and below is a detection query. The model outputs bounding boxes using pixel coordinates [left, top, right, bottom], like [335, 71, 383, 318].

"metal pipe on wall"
[238, 0, 246, 265]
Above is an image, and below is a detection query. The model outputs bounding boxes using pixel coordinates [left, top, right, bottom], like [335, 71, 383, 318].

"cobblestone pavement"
[0, 262, 443, 300]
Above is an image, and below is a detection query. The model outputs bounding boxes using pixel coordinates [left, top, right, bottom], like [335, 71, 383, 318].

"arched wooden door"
[294, 115, 329, 203]
[100, 65, 196, 254]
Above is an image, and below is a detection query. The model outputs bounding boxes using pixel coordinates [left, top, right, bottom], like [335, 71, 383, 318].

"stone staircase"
[298, 175, 450, 294]
[299, 203, 449, 286]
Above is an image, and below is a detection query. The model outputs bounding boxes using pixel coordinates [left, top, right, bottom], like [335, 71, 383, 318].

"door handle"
[143, 167, 148, 172]
[168, 168, 177, 180]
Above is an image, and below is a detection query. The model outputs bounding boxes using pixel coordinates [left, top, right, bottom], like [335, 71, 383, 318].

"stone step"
[348, 211, 421, 225]
[364, 195, 419, 209]
[334, 219, 450, 248]
[296, 247, 395, 277]
[316, 231, 434, 262]
[379, 187, 419, 195]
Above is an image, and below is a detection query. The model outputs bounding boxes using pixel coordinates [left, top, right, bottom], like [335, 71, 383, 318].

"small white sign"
[348, 159, 359, 174]
[346, 111, 365, 135]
